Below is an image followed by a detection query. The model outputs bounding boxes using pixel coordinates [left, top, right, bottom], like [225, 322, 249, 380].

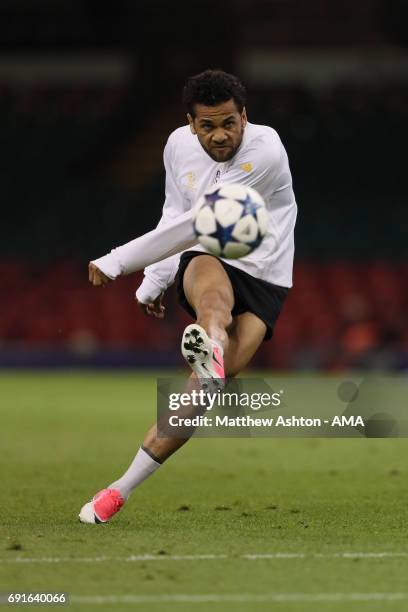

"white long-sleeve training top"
[92, 122, 297, 303]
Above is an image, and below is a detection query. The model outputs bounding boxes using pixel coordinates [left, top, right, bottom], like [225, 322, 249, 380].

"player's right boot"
[181, 324, 225, 389]
[78, 488, 125, 524]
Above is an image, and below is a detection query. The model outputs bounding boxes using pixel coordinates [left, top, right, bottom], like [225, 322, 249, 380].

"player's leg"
[78, 372, 205, 523]
[180, 255, 234, 383]
[119, 260, 267, 470]
[78, 373, 207, 524]
[139, 311, 266, 457]
[106, 311, 266, 488]
[183, 255, 234, 348]
[78, 311, 266, 524]
[223, 311, 267, 377]
[108, 372, 202, 489]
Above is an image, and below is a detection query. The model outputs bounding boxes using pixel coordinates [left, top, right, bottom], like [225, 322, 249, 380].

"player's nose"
[212, 129, 227, 143]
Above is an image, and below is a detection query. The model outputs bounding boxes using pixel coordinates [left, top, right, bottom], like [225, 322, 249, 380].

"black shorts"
[176, 251, 289, 341]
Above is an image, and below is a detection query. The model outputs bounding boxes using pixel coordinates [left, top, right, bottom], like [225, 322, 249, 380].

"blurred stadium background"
[1, 0, 407, 372]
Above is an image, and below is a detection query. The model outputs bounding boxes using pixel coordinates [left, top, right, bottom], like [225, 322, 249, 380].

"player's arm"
[134, 142, 191, 310]
[89, 209, 195, 282]
[89, 139, 196, 291]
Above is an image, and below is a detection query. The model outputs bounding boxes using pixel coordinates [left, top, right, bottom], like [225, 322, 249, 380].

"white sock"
[108, 447, 161, 500]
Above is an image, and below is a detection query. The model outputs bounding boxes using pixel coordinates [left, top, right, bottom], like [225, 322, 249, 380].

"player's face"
[188, 99, 247, 162]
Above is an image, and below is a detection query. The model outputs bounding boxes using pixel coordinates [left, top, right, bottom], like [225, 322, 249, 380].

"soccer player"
[79, 69, 297, 524]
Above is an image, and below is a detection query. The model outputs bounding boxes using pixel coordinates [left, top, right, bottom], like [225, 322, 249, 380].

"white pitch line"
[246, 552, 408, 560]
[0, 554, 227, 564]
[1, 551, 408, 564]
[70, 592, 408, 604]
[336, 552, 408, 559]
[125, 554, 227, 561]
[244, 553, 306, 559]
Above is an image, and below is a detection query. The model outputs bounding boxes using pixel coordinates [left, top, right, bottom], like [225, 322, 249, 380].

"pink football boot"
[79, 488, 125, 524]
[181, 324, 225, 389]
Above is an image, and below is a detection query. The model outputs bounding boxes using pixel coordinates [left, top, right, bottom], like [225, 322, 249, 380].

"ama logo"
[332, 415, 365, 426]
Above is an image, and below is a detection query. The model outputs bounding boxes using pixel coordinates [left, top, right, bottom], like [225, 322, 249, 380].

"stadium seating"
[0, 259, 406, 370]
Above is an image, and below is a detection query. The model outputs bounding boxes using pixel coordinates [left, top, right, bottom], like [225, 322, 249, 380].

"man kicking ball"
[79, 69, 297, 524]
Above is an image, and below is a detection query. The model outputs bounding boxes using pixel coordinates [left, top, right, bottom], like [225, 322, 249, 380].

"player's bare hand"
[88, 262, 110, 287]
[138, 294, 165, 319]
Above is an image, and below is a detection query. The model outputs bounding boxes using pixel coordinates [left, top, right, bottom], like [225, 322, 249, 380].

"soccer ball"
[192, 183, 268, 259]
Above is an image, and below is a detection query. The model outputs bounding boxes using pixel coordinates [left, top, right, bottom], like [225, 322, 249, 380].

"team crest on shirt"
[184, 172, 196, 191]
[240, 162, 253, 173]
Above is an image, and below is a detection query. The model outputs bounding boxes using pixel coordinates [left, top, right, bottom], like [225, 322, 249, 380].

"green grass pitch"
[1, 371, 408, 611]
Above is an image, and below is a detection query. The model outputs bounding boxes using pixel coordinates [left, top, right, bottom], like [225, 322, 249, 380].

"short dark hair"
[183, 69, 246, 117]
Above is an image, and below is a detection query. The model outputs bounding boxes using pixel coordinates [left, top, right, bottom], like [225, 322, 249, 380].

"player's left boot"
[181, 323, 225, 389]
[78, 488, 125, 524]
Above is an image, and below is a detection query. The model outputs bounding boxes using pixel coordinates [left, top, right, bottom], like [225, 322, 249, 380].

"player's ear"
[187, 113, 196, 135]
[241, 107, 248, 128]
